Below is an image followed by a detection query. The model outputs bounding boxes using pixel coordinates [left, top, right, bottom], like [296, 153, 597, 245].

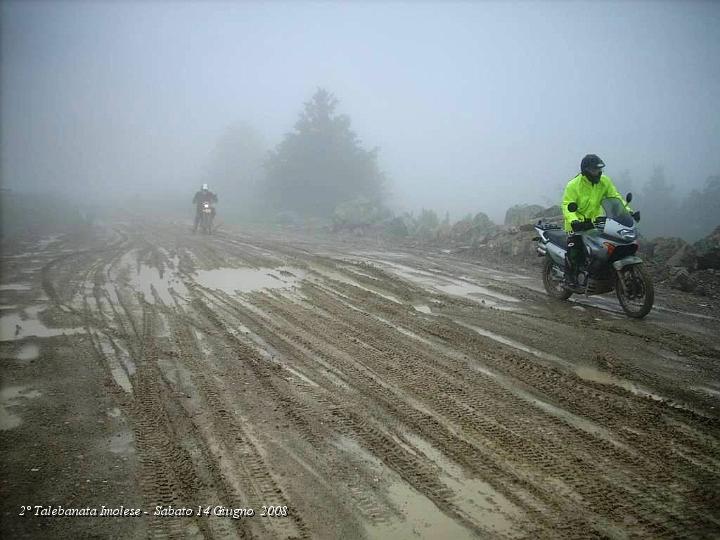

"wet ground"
[1, 222, 719, 539]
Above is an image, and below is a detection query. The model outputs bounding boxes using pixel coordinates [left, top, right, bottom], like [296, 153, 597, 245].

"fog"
[2, 1, 719, 224]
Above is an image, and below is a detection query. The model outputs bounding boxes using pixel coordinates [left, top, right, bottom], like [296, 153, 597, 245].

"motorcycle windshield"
[601, 197, 633, 227]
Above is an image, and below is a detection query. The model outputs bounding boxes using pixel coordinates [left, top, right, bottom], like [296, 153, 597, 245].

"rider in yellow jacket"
[561, 154, 637, 283]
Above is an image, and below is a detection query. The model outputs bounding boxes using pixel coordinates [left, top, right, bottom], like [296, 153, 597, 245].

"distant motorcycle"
[533, 194, 654, 318]
[199, 202, 214, 235]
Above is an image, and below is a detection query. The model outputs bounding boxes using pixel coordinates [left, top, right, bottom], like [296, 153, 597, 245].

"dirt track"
[2, 222, 719, 539]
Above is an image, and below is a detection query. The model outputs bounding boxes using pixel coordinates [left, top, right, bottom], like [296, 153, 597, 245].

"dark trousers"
[566, 234, 585, 276]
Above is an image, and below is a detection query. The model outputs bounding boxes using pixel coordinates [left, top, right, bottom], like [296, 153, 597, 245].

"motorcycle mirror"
[567, 202, 578, 213]
[626, 192, 633, 203]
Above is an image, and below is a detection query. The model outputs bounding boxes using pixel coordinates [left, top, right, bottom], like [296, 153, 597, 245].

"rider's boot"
[564, 256, 577, 286]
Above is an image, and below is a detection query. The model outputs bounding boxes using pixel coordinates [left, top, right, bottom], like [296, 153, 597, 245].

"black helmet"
[581, 154, 605, 172]
[580, 154, 605, 184]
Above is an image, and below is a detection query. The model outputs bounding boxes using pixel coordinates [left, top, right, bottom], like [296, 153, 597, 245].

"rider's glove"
[571, 220, 582, 232]
[631, 211, 640, 222]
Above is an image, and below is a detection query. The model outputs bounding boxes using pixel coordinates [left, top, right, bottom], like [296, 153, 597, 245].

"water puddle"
[284, 366, 319, 387]
[521, 391, 625, 448]
[575, 366, 660, 400]
[403, 433, 525, 537]
[377, 260, 520, 305]
[335, 436, 477, 540]
[693, 386, 720, 399]
[96, 334, 135, 393]
[374, 315, 434, 345]
[436, 282, 519, 304]
[0, 311, 84, 341]
[130, 264, 188, 305]
[37, 234, 63, 250]
[574, 365, 704, 415]
[414, 305, 432, 314]
[0, 284, 32, 291]
[308, 266, 402, 304]
[653, 305, 719, 322]
[459, 322, 570, 368]
[465, 356, 626, 449]
[0, 386, 42, 430]
[108, 430, 135, 455]
[16, 343, 40, 362]
[195, 266, 306, 295]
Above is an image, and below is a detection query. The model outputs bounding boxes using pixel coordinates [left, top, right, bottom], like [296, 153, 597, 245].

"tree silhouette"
[264, 88, 385, 217]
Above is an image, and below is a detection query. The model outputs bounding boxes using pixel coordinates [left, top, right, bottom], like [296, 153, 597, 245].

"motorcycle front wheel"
[543, 258, 572, 300]
[616, 264, 654, 318]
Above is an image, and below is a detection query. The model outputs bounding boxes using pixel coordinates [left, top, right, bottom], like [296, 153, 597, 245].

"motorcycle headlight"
[618, 229, 637, 241]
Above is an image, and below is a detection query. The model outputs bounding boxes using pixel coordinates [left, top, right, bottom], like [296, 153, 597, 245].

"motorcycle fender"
[613, 256, 643, 271]
[546, 242, 566, 265]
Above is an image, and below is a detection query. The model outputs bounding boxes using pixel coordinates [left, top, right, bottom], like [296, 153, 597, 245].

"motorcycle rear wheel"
[616, 265, 654, 318]
[543, 258, 572, 300]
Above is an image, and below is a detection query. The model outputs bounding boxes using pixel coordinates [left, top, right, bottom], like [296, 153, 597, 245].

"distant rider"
[193, 183, 218, 233]
[561, 155, 638, 284]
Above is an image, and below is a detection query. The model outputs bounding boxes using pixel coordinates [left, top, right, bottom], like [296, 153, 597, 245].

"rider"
[561, 154, 638, 284]
[192, 183, 218, 233]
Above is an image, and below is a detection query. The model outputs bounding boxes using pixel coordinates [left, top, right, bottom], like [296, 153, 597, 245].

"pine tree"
[264, 89, 385, 217]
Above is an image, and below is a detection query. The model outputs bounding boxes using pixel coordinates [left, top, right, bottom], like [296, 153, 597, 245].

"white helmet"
[201, 183, 209, 191]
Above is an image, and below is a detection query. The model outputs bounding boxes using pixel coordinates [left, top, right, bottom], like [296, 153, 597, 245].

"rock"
[696, 248, 720, 270]
[666, 243, 697, 269]
[504, 204, 544, 227]
[669, 267, 696, 292]
[647, 237, 697, 269]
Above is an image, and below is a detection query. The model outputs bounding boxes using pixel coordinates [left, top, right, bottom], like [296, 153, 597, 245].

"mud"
[1, 222, 719, 539]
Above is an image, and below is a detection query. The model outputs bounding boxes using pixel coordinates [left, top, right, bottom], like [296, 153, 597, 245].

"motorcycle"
[533, 194, 654, 318]
[199, 202, 214, 235]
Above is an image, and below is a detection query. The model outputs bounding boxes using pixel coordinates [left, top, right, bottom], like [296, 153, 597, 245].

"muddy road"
[2, 222, 719, 539]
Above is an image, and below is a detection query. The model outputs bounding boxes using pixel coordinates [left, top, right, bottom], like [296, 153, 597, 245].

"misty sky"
[2, 1, 719, 221]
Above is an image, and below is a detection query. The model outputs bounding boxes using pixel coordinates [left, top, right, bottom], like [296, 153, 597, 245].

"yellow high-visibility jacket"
[561, 174, 632, 232]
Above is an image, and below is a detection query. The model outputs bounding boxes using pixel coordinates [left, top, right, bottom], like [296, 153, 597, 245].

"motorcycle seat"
[545, 229, 567, 246]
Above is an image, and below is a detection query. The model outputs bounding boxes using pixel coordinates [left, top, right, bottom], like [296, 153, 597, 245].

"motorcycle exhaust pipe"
[536, 245, 547, 257]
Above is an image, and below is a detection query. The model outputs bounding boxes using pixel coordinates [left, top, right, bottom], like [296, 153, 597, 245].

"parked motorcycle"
[533, 194, 654, 318]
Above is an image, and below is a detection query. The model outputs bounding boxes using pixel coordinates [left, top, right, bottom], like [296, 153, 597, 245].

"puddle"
[195, 266, 306, 295]
[0, 311, 84, 341]
[520, 391, 624, 447]
[335, 436, 477, 540]
[16, 343, 40, 361]
[575, 366, 658, 399]
[465, 356, 627, 449]
[108, 430, 135, 454]
[693, 386, 720, 399]
[308, 266, 402, 304]
[403, 433, 525, 537]
[436, 282, 519, 304]
[130, 264, 188, 304]
[374, 315, 434, 345]
[37, 234, 63, 250]
[414, 305, 432, 314]
[653, 305, 719, 322]
[574, 365, 705, 415]
[110, 368, 133, 393]
[96, 334, 135, 393]
[377, 260, 519, 305]
[0, 386, 42, 430]
[0, 284, 32, 291]
[284, 366, 319, 387]
[459, 322, 570, 368]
